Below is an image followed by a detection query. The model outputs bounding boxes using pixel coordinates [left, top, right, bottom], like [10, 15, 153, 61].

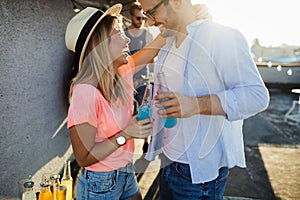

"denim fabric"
[159, 162, 229, 200]
[76, 162, 139, 200]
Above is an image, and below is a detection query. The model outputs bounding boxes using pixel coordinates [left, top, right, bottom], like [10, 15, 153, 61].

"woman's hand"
[70, 115, 153, 167]
[122, 114, 153, 139]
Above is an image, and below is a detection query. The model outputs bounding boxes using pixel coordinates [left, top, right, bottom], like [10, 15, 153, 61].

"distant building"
[251, 38, 300, 63]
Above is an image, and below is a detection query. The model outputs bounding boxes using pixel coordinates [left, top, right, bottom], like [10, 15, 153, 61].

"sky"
[191, 0, 300, 47]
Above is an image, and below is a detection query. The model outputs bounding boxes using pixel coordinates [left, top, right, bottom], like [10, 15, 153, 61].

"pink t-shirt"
[67, 57, 135, 172]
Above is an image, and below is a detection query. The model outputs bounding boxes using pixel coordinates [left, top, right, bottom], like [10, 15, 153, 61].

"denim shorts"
[76, 162, 140, 200]
[159, 159, 229, 200]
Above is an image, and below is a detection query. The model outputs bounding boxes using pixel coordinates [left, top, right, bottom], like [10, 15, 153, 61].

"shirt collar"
[186, 19, 207, 33]
[165, 19, 208, 45]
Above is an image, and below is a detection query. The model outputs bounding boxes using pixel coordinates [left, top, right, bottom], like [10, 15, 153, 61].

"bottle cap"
[24, 180, 34, 188]
[40, 175, 52, 187]
[50, 173, 60, 180]
[40, 180, 52, 187]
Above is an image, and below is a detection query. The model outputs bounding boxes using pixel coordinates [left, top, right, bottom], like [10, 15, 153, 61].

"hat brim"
[77, 4, 122, 70]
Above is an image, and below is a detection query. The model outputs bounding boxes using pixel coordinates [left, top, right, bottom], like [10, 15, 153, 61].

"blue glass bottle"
[156, 72, 177, 128]
[137, 83, 153, 121]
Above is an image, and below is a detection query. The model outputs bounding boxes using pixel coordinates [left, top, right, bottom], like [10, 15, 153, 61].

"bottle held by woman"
[137, 82, 153, 122]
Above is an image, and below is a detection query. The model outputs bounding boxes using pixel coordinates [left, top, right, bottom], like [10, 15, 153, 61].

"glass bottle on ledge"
[50, 172, 60, 200]
[61, 160, 73, 200]
[22, 175, 36, 200]
[38, 175, 52, 200]
[156, 72, 177, 128]
[137, 82, 153, 122]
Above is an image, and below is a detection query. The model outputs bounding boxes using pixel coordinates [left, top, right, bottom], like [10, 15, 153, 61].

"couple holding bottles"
[65, 1, 269, 200]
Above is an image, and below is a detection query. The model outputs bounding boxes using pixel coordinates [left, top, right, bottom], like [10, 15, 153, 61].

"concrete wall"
[0, 0, 75, 197]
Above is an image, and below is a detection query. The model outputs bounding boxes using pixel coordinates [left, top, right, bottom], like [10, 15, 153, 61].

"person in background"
[125, 1, 154, 153]
[125, 1, 154, 87]
[65, 4, 165, 200]
[139, 0, 270, 199]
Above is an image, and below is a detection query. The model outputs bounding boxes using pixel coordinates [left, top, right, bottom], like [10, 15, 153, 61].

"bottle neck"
[50, 173, 60, 185]
[26, 187, 34, 192]
[41, 185, 51, 191]
[53, 178, 60, 186]
[157, 72, 169, 92]
[140, 83, 153, 107]
[62, 160, 72, 180]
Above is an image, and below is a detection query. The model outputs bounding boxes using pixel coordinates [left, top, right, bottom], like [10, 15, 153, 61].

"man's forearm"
[196, 94, 226, 116]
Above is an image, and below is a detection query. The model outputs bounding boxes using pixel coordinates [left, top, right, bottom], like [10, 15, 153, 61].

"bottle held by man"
[156, 72, 177, 128]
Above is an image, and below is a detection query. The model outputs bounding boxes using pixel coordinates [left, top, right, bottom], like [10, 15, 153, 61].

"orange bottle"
[38, 175, 52, 200]
[50, 172, 60, 200]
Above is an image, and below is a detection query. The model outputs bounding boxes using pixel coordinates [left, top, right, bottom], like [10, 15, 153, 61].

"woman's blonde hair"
[69, 15, 130, 104]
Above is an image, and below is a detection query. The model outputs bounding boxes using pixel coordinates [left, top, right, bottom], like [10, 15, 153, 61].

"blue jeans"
[76, 162, 139, 200]
[159, 161, 229, 200]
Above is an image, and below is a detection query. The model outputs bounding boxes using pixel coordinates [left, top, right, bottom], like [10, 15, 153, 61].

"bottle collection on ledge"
[21, 160, 73, 200]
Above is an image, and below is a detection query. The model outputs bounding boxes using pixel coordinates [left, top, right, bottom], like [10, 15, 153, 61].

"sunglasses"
[134, 16, 146, 21]
[143, 0, 165, 21]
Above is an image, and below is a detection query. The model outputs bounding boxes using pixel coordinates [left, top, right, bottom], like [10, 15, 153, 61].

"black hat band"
[74, 10, 103, 69]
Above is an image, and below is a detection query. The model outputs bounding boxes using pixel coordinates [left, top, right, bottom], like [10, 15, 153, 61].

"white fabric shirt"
[145, 20, 269, 184]
[162, 40, 190, 163]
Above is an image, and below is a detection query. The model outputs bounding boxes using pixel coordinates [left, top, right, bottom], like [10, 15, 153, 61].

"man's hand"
[154, 92, 199, 118]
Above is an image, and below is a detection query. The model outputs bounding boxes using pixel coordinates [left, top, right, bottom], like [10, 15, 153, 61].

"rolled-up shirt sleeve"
[217, 85, 269, 121]
[214, 29, 269, 121]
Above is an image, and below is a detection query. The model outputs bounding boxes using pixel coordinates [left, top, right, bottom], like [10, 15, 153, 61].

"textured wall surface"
[0, 0, 76, 197]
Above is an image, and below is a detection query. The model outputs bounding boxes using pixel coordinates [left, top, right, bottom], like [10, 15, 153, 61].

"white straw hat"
[65, 4, 122, 70]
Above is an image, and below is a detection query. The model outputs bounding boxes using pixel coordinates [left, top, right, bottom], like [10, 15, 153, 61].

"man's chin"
[134, 24, 142, 29]
[158, 25, 175, 38]
[160, 29, 175, 38]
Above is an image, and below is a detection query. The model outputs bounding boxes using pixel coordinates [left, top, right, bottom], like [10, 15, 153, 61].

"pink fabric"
[67, 57, 135, 171]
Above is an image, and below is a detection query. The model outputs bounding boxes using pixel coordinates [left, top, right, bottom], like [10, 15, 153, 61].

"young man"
[140, 0, 270, 199]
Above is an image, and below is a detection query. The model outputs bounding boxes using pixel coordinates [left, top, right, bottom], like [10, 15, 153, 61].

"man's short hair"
[129, 1, 142, 16]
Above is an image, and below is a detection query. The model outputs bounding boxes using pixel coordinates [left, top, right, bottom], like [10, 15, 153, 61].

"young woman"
[65, 4, 164, 200]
